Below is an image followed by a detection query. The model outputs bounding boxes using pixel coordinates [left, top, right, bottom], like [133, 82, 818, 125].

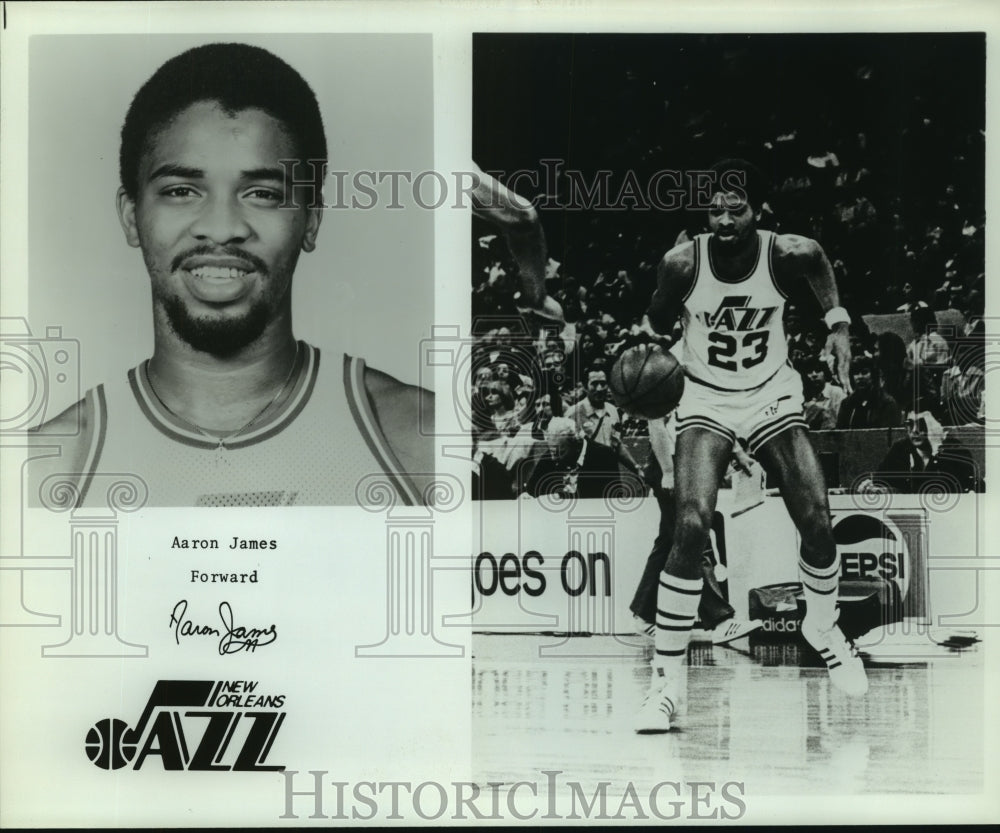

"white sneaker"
[633, 614, 655, 644]
[634, 671, 679, 734]
[802, 619, 869, 696]
[712, 618, 763, 645]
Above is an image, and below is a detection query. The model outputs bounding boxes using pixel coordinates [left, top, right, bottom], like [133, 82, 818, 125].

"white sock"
[653, 572, 703, 685]
[799, 557, 839, 629]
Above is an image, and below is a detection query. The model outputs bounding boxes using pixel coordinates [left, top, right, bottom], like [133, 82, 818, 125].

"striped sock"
[799, 558, 839, 629]
[654, 573, 704, 680]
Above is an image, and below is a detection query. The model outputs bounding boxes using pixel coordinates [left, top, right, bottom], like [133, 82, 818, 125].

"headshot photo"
[22, 34, 436, 507]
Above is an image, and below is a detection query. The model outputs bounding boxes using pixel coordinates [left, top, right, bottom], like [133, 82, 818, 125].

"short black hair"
[850, 354, 875, 370]
[801, 356, 829, 377]
[119, 43, 327, 205]
[908, 393, 946, 423]
[708, 158, 770, 212]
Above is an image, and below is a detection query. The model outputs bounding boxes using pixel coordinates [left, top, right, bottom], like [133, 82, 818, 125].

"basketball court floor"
[472, 632, 984, 803]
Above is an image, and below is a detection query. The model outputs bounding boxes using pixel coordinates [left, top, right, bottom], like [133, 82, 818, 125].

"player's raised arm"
[469, 163, 562, 322]
[644, 242, 697, 338]
[774, 234, 853, 393]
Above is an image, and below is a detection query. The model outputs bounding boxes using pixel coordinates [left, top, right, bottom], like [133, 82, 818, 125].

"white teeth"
[189, 266, 248, 280]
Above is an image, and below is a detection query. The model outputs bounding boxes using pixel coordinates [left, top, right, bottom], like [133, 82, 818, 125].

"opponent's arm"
[775, 235, 853, 393]
[470, 163, 561, 321]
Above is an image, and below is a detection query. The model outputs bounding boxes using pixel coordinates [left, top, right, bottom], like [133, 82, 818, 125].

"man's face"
[906, 412, 931, 450]
[586, 371, 609, 405]
[707, 191, 756, 248]
[117, 101, 322, 356]
[851, 366, 873, 392]
[804, 368, 826, 396]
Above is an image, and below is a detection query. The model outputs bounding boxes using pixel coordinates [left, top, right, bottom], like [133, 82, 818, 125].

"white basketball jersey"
[681, 230, 788, 391]
[74, 343, 423, 507]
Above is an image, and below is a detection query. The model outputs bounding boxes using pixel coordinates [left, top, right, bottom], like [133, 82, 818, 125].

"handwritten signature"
[169, 600, 277, 655]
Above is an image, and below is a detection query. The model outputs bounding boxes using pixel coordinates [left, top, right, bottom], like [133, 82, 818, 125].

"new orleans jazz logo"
[84, 680, 286, 771]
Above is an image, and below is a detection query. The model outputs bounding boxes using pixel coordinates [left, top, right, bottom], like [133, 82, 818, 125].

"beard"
[161, 294, 271, 357]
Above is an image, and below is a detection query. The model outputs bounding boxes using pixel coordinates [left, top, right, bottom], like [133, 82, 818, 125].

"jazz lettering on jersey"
[698, 296, 779, 332]
[700, 296, 779, 372]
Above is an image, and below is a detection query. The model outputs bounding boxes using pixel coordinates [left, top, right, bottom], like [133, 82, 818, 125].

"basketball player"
[635, 159, 867, 733]
[27, 43, 548, 508]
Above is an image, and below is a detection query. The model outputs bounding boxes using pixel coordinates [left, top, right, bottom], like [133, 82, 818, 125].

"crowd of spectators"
[470, 34, 985, 499]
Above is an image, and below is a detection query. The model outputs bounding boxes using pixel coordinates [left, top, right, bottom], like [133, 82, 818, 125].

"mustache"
[171, 246, 269, 274]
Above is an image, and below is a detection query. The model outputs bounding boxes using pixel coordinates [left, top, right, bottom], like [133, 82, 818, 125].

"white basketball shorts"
[675, 363, 806, 454]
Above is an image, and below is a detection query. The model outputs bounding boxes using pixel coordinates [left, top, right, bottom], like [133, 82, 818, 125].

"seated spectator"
[801, 356, 847, 430]
[474, 380, 541, 498]
[565, 369, 642, 475]
[906, 306, 951, 371]
[895, 281, 929, 313]
[470, 368, 496, 435]
[799, 324, 827, 361]
[789, 340, 813, 370]
[874, 331, 910, 407]
[563, 381, 586, 409]
[472, 434, 520, 500]
[542, 348, 566, 377]
[863, 400, 983, 494]
[911, 363, 946, 417]
[836, 355, 903, 429]
[523, 417, 643, 500]
[529, 392, 559, 439]
[502, 396, 558, 498]
[482, 380, 519, 436]
[577, 329, 604, 369]
[513, 385, 534, 425]
[941, 336, 985, 426]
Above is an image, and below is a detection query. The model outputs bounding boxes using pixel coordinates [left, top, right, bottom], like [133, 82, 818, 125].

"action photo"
[469, 32, 988, 807]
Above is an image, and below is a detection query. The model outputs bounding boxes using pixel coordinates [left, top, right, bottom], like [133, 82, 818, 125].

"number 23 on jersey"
[707, 330, 770, 371]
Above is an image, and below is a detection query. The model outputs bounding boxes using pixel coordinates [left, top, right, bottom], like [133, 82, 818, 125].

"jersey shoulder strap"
[342, 355, 423, 507]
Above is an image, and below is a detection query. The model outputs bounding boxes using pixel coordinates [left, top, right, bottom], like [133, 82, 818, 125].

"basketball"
[608, 344, 685, 419]
[85, 718, 136, 770]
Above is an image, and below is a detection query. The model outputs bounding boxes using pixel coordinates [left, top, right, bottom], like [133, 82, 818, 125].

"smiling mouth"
[181, 265, 256, 304]
[188, 266, 251, 281]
